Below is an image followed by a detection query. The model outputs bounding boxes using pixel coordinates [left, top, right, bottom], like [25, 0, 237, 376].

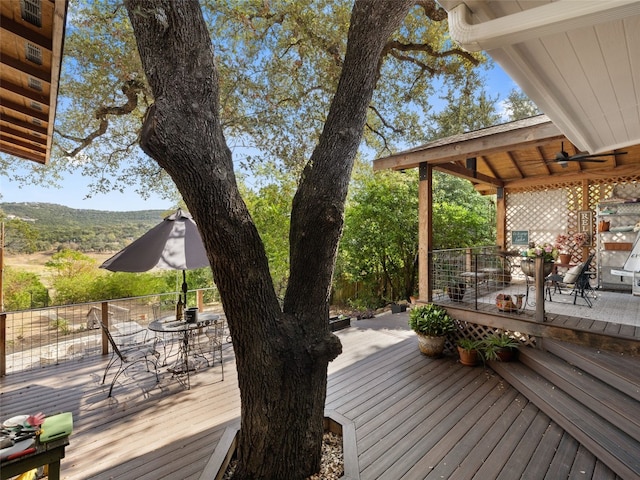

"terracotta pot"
[496, 347, 518, 362]
[558, 253, 572, 264]
[416, 334, 446, 358]
[457, 346, 480, 366]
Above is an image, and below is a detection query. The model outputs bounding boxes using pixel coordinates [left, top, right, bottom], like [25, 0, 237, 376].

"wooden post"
[197, 289, 204, 311]
[0, 312, 6, 377]
[101, 302, 109, 355]
[535, 257, 545, 322]
[496, 188, 507, 250]
[418, 162, 433, 302]
[1, 222, 4, 313]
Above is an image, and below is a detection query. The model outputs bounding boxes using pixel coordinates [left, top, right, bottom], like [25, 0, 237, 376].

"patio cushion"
[563, 263, 583, 284]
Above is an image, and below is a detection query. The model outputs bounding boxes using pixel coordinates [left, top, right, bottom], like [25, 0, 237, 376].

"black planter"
[329, 316, 351, 332]
[391, 304, 407, 314]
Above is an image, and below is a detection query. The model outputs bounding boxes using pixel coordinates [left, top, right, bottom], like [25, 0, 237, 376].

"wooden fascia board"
[434, 163, 504, 188]
[373, 122, 564, 171]
[504, 163, 640, 190]
[46, 0, 70, 166]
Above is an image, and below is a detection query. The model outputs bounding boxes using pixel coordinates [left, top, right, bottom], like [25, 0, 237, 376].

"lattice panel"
[506, 189, 571, 248]
[451, 319, 536, 348]
[505, 177, 639, 283]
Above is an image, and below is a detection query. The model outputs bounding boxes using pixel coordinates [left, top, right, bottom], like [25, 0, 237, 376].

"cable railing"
[0, 288, 222, 376]
[431, 246, 537, 314]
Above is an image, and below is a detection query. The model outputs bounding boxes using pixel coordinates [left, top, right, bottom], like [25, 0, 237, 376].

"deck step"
[518, 347, 640, 442]
[543, 338, 640, 400]
[491, 350, 640, 480]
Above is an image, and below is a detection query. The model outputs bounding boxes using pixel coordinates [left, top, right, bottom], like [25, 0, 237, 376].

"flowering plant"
[554, 232, 588, 252]
[523, 242, 558, 262]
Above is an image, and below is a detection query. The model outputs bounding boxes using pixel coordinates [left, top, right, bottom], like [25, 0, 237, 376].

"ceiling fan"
[550, 142, 627, 168]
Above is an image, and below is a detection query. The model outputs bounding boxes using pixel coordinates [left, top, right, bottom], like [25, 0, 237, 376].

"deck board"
[0, 312, 633, 479]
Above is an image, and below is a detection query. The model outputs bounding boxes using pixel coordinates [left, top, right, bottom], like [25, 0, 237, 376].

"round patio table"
[148, 313, 220, 389]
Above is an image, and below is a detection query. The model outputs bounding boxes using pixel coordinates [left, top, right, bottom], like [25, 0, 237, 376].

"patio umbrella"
[100, 208, 210, 302]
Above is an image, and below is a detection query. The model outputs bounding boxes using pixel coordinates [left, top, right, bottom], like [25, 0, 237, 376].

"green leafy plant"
[408, 304, 455, 337]
[457, 338, 482, 351]
[481, 333, 520, 361]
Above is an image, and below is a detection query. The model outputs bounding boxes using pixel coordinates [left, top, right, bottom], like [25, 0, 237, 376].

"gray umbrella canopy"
[100, 208, 209, 272]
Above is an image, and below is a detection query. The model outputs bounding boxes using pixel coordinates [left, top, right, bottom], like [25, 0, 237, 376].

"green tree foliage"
[87, 271, 167, 301]
[0, 212, 38, 254]
[338, 169, 418, 304]
[242, 176, 294, 298]
[2, 267, 49, 310]
[432, 173, 496, 247]
[504, 88, 541, 120]
[1, 203, 168, 253]
[427, 71, 500, 137]
[2, 0, 485, 198]
[45, 249, 98, 304]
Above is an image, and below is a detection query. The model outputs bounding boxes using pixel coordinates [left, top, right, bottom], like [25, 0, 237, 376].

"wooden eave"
[373, 115, 640, 195]
[0, 0, 68, 165]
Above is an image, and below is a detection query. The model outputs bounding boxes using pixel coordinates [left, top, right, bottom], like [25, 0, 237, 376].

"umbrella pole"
[182, 270, 188, 307]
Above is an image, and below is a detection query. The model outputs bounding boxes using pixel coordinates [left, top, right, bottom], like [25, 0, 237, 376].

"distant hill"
[1, 202, 170, 253]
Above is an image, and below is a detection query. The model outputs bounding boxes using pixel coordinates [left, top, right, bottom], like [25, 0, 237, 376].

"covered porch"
[373, 115, 640, 325]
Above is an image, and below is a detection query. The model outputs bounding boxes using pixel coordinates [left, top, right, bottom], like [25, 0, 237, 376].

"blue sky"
[0, 167, 171, 211]
[0, 66, 517, 212]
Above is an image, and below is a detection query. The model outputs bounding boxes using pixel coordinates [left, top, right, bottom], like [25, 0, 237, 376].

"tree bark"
[124, 1, 413, 478]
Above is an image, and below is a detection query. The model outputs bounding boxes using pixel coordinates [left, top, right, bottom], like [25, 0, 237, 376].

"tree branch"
[57, 78, 147, 157]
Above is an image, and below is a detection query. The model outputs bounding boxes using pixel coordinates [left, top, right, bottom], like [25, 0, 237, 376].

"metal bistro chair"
[205, 318, 226, 381]
[546, 253, 596, 307]
[100, 322, 160, 397]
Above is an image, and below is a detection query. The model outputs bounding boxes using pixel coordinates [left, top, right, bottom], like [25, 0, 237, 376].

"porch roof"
[0, 0, 68, 165]
[437, 0, 640, 155]
[372, 114, 640, 195]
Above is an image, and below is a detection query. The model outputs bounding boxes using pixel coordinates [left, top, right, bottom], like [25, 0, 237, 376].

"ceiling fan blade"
[551, 158, 607, 163]
[569, 151, 626, 160]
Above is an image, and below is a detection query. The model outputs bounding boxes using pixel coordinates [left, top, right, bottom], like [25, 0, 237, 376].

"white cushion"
[563, 263, 583, 283]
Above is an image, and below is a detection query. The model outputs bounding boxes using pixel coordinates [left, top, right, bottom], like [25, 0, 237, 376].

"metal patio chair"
[100, 322, 160, 397]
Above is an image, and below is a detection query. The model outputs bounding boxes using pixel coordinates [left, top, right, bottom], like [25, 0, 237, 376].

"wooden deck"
[1, 312, 638, 479]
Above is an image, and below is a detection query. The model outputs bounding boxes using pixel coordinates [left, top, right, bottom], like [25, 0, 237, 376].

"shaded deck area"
[1, 309, 638, 479]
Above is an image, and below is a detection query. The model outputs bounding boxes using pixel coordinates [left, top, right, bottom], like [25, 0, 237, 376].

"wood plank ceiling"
[0, 0, 68, 165]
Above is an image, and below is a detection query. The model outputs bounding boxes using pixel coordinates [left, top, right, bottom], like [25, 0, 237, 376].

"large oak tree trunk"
[124, 1, 413, 478]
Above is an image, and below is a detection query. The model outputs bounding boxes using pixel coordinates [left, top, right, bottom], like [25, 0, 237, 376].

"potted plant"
[456, 338, 482, 366]
[481, 333, 520, 362]
[408, 304, 455, 357]
[520, 242, 558, 277]
[445, 280, 466, 302]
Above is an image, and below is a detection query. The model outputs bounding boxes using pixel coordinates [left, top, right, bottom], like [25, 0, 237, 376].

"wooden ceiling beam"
[535, 146, 552, 174]
[506, 150, 525, 178]
[1, 98, 49, 122]
[0, 118, 48, 136]
[373, 120, 564, 171]
[1, 79, 50, 104]
[1, 126, 47, 146]
[479, 154, 499, 179]
[435, 163, 504, 187]
[1, 133, 47, 153]
[0, 143, 46, 164]
[0, 15, 54, 51]
[1, 55, 51, 82]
